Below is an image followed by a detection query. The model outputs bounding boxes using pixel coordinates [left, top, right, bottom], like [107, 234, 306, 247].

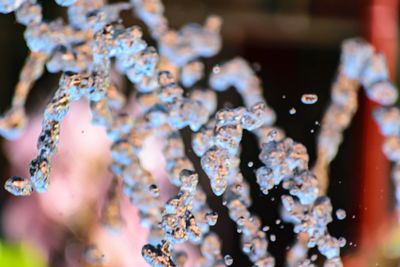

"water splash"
[0, 1, 397, 267]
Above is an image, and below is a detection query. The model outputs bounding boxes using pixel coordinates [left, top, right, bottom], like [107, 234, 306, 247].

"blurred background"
[0, 0, 399, 266]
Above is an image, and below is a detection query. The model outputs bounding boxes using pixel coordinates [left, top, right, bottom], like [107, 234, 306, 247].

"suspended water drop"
[335, 209, 346, 220]
[289, 108, 296, 115]
[149, 184, 160, 197]
[262, 226, 270, 232]
[4, 176, 33, 196]
[270, 234, 276, 242]
[301, 94, 318, 104]
[338, 237, 346, 247]
[212, 65, 220, 74]
[205, 211, 218, 226]
[224, 254, 233, 266]
[247, 161, 254, 167]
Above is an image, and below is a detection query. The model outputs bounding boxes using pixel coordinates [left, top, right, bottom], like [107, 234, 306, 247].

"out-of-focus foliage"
[0, 241, 47, 267]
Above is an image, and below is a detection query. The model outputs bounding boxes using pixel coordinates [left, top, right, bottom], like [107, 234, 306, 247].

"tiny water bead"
[289, 107, 296, 115]
[270, 234, 276, 242]
[4, 176, 33, 196]
[205, 211, 218, 226]
[301, 94, 318, 104]
[336, 209, 347, 220]
[149, 184, 160, 197]
[262, 226, 270, 232]
[224, 254, 233, 266]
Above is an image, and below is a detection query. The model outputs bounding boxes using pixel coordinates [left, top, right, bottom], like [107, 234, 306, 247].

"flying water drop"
[205, 211, 218, 226]
[336, 209, 346, 220]
[224, 254, 233, 266]
[4, 176, 33, 196]
[149, 184, 160, 197]
[301, 94, 318, 104]
[270, 234, 276, 242]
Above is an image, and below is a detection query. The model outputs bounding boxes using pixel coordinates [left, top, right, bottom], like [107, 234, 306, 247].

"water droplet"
[301, 94, 318, 104]
[205, 211, 218, 226]
[262, 226, 270, 232]
[289, 108, 296, 115]
[224, 254, 233, 265]
[4, 176, 33, 196]
[336, 209, 346, 220]
[247, 161, 254, 167]
[270, 234, 276, 242]
[149, 184, 160, 197]
[275, 219, 281, 225]
[338, 237, 346, 247]
[237, 216, 245, 226]
[213, 65, 220, 74]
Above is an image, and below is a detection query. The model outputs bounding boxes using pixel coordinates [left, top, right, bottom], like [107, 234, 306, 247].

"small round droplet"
[237, 216, 245, 226]
[205, 211, 218, 226]
[275, 219, 281, 225]
[4, 176, 33, 196]
[247, 161, 254, 167]
[224, 254, 233, 266]
[270, 234, 276, 242]
[336, 209, 346, 220]
[282, 95, 286, 99]
[338, 237, 346, 247]
[289, 108, 296, 115]
[149, 184, 160, 197]
[213, 66, 220, 74]
[301, 94, 318, 104]
[262, 226, 270, 232]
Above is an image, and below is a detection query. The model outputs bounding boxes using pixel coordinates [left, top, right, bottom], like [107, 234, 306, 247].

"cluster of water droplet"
[311, 38, 400, 225]
[315, 38, 398, 191]
[374, 107, 400, 217]
[1, 1, 393, 267]
[195, 53, 344, 265]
